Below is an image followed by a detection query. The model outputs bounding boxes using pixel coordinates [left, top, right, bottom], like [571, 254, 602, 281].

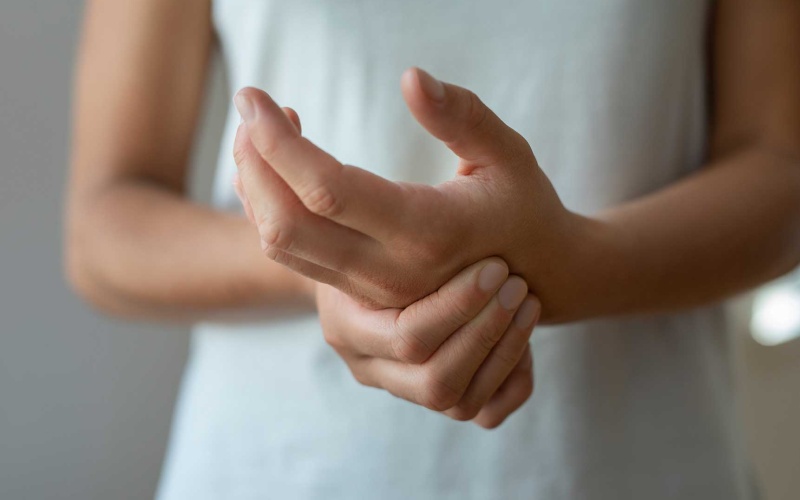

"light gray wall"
[1, 2, 799, 500]
[0, 1, 226, 499]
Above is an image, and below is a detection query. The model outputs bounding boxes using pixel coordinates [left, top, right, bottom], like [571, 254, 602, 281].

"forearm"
[66, 179, 314, 322]
[542, 146, 800, 324]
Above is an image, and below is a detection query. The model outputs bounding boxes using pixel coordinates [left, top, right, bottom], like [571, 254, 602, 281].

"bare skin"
[67, 0, 800, 426]
[65, 0, 538, 425]
[234, 112, 542, 425]
[65, 0, 312, 322]
[233, 0, 800, 324]
[231, 0, 800, 421]
[316, 259, 541, 428]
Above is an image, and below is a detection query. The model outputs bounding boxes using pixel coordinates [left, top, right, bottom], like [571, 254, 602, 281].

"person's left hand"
[315, 257, 540, 428]
[233, 67, 584, 316]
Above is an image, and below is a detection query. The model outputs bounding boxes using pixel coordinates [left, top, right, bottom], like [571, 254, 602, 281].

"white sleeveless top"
[157, 1, 755, 498]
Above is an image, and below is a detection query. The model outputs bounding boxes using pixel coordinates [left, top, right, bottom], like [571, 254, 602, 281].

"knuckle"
[391, 329, 431, 365]
[449, 400, 482, 421]
[301, 181, 343, 218]
[410, 289, 471, 346]
[353, 359, 383, 390]
[420, 370, 462, 412]
[464, 90, 489, 134]
[473, 323, 504, 356]
[256, 213, 295, 251]
[438, 286, 475, 327]
[495, 349, 523, 372]
[232, 143, 249, 168]
[350, 367, 371, 387]
[478, 415, 505, 430]
[256, 133, 281, 160]
[321, 327, 345, 351]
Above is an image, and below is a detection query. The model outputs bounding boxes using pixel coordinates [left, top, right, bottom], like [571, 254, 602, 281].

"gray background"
[0, 1, 798, 499]
[0, 2, 225, 499]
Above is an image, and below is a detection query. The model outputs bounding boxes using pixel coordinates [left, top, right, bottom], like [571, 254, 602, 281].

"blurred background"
[1, 2, 798, 499]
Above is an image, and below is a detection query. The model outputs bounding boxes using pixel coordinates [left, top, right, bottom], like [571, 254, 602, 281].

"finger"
[228, 210, 346, 291]
[390, 258, 510, 363]
[233, 106, 300, 225]
[232, 172, 256, 224]
[267, 246, 350, 292]
[443, 295, 540, 421]
[281, 106, 302, 134]
[323, 258, 509, 362]
[400, 67, 532, 169]
[233, 105, 304, 226]
[233, 123, 378, 272]
[421, 275, 528, 410]
[316, 284, 405, 360]
[472, 344, 535, 429]
[361, 275, 529, 411]
[233, 87, 410, 239]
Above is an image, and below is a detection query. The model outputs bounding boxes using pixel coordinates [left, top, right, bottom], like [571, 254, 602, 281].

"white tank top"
[158, 1, 755, 498]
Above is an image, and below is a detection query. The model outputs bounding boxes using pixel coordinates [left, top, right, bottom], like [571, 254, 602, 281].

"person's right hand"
[316, 257, 541, 428]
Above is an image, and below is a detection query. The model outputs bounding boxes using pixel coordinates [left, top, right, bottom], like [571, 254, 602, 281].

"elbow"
[64, 250, 97, 308]
[63, 200, 170, 322]
[63, 207, 126, 318]
[63, 226, 112, 314]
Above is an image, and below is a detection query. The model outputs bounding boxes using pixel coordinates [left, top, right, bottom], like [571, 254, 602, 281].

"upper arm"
[68, 0, 213, 203]
[709, 0, 800, 159]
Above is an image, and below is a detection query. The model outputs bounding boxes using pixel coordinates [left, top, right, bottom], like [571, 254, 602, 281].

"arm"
[65, 0, 312, 322]
[230, 0, 799, 323]
[552, 0, 800, 321]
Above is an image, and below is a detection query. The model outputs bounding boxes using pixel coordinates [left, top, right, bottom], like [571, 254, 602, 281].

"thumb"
[281, 106, 302, 134]
[400, 67, 532, 170]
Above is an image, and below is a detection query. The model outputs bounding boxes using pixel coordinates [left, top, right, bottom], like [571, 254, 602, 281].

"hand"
[316, 257, 541, 428]
[232, 106, 323, 305]
[232, 67, 583, 315]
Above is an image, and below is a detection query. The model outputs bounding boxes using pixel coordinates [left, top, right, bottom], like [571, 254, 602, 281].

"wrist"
[525, 210, 626, 324]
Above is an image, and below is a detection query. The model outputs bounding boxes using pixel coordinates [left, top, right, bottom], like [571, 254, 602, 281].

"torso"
[157, 2, 753, 498]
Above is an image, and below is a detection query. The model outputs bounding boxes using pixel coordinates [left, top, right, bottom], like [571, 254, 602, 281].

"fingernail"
[498, 277, 527, 310]
[234, 92, 255, 122]
[260, 237, 268, 252]
[416, 68, 445, 103]
[514, 297, 540, 329]
[478, 261, 508, 292]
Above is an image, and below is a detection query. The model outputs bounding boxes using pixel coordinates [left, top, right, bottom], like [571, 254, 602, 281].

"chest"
[213, 0, 712, 210]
